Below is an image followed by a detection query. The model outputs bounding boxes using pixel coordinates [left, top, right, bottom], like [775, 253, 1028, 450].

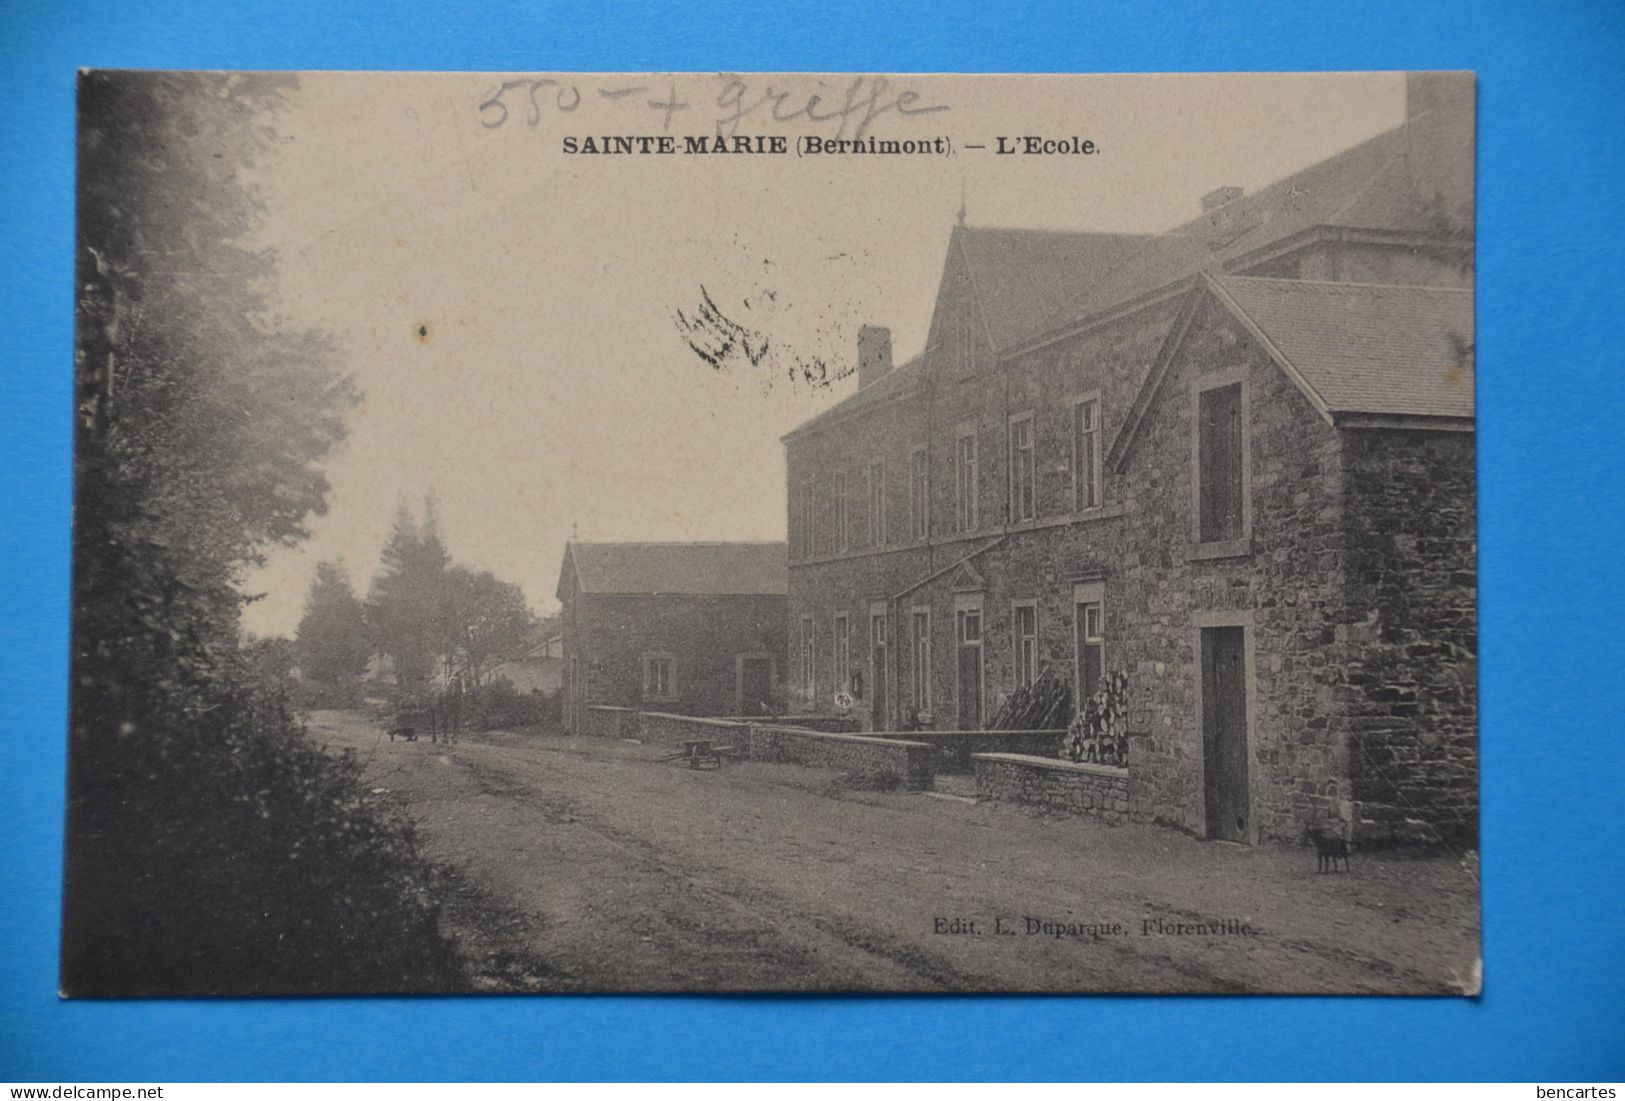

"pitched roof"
[788, 91, 1474, 442]
[1165, 97, 1473, 264]
[951, 226, 1180, 353]
[781, 353, 922, 441]
[560, 541, 788, 597]
[1210, 275, 1474, 420]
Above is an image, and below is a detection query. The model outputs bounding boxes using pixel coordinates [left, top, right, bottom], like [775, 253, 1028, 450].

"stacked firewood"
[988, 667, 1073, 730]
[1062, 670, 1131, 766]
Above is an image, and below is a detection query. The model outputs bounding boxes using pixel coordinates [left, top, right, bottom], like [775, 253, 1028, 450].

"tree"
[295, 561, 371, 682]
[364, 498, 451, 690]
[243, 634, 298, 688]
[65, 72, 457, 995]
[444, 567, 538, 686]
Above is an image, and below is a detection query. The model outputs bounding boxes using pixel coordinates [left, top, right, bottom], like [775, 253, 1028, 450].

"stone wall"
[1341, 427, 1478, 847]
[876, 729, 1067, 772]
[717, 714, 862, 733]
[637, 711, 751, 752]
[562, 591, 787, 721]
[582, 705, 638, 739]
[973, 753, 1131, 824]
[780, 242, 1475, 850]
[747, 725, 936, 789]
[1109, 296, 1355, 842]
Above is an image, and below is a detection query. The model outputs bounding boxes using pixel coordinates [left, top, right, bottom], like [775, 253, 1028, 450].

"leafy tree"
[243, 633, 298, 687]
[65, 72, 457, 995]
[295, 560, 371, 682]
[444, 566, 538, 686]
[364, 498, 451, 690]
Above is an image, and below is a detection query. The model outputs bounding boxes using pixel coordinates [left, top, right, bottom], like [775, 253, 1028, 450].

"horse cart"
[388, 706, 430, 742]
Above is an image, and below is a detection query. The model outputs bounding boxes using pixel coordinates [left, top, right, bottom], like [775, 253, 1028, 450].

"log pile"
[988, 667, 1072, 730]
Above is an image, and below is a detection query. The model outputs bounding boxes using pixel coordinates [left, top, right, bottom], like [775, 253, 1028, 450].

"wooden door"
[1201, 626, 1250, 841]
[738, 658, 774, 717]
[956, 608, 983, 730]
[870, 613, 888, 730]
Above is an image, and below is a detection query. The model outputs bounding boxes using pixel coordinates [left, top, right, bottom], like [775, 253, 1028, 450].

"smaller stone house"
[556, 542, 789, 729]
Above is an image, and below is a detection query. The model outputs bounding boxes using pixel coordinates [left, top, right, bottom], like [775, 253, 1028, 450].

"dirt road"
[306, 710, 1480, 994]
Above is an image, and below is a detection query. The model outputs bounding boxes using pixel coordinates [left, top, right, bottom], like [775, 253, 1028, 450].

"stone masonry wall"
[783, 291, 1182, 734]
[566, 591, 787, 719]
[973, 753, 1131, 824]
[1111, 296, 1354, 842]
[583, 705, 638, 739]
[637, 712, 752, 752]
[1341, 427, 1478, 847]
[876, 729, 1067, 772]
[747, 725, 936, 789]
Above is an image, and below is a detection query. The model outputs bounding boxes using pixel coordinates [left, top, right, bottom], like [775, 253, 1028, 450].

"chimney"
[1201, 185, 1244, 213]
[857, 325, 892, 389]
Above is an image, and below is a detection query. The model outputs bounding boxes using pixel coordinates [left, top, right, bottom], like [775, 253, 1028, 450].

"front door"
[956, 607, 983, 730]
[738, 657, 774, 717]
[1201, 625, 1250, 841]
[870, 612, 888, 730]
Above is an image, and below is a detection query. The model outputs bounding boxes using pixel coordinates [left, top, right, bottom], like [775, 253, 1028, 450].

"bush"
[463, 676, 560, 732]
[64, 675, 461, 995]
[288, 674, 366, 711]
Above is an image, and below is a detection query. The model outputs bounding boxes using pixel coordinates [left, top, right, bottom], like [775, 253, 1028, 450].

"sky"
[238, 71, 1404, 636]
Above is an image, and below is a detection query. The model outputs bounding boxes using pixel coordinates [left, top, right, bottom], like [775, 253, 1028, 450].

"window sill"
[1188, 536, 1252, 562]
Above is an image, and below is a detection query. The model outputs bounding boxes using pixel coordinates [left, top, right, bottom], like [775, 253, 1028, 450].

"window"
[1072, 396, 1101, 511]
[911, 608, 932, 712]
[955, 429, 979, 532]
[955, 603, 984, 728]
[799, 478, 816, 559]
[1014, 602, 1038, 690]
[1009, 413, 1036, 523]
[958, 608, 982, 644]
[1073, 581, 1104, 706]
[867, 460, 886, 546]
[642, 653, 677, 701]
[910, 447, 930, 539]
[800, 615, 815, 702]
[832, 614, 850, 698]
[832, 473, 849, 552]
[1198, 381, 1245, 543]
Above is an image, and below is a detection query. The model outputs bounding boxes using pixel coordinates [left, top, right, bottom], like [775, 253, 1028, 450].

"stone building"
[556, 541, 788, 728]
[782, 74, 1476, 846]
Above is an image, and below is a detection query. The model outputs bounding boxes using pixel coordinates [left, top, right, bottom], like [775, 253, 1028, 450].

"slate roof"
[788, 92, 1473, 439]
[781, 353, 923, 441]
[560, 541, 788, 597]
[1209, 275, 1474, 420]
[951, 227, 1179, 354]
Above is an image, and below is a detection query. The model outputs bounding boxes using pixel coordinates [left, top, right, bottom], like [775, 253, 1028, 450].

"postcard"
[64, 71, 1477, 995]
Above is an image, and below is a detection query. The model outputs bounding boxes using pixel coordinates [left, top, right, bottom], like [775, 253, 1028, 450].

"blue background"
[3, 0, 1623, 1082]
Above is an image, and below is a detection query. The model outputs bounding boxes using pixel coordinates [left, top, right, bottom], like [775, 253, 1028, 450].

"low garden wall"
[748, 725, 936, 789]
[717, 715, 861, 733]
[637, 711, 752, 752]
[580, 708, 933, 789]
[972, 752, 1130, 824]
[878, 730, 1067, 773]
[582, 705, 638, 739]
